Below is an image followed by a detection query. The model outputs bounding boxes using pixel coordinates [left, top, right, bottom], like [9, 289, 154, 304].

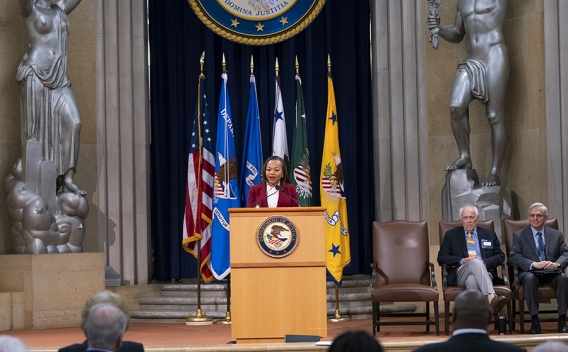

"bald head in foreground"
[414, 290, 526, 352]
[58, 291, 144, 352]
[532, 341, 568, 352]
[86, 303, 127, 352]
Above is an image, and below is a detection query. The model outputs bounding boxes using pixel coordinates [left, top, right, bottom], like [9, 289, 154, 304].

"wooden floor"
[3, 318, 568, 351]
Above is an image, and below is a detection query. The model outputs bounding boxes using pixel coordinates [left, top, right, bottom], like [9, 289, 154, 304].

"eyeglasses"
[461, 216, 477, 221]
[530, 214, 544, 219]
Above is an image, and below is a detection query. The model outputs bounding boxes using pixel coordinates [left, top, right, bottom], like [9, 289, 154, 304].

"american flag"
[182, 75, 214, 283]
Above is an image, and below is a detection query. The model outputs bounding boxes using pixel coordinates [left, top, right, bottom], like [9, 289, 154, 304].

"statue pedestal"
[0, 253, 104, 330]
[442, 169, 513, 241]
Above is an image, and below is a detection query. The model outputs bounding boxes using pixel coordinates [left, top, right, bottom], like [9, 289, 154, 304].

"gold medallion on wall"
[188, 0, 326, 45]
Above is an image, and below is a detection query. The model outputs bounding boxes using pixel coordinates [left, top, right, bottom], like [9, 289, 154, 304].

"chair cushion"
[516, 285, 556, 300]
[494, 285, 512, 299]
[444, 285, 511, 301]
[443, 286, 466, 301]
[372, 283, 439, 302]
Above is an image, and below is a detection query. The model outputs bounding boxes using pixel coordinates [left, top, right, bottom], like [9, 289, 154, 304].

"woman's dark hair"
[261, 155, 289, 185]
[328, 331, 384, 352]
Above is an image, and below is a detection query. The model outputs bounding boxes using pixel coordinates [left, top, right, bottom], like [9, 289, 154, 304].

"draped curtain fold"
[149, 0, 374, 280]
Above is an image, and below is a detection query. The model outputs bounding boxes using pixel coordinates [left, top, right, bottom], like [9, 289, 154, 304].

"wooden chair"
[438, 220, 513, 334]
[503, 218, 559, 333]
[371, 220, 439, 336]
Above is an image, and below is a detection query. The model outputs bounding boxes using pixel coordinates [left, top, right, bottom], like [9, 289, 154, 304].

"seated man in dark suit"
[414, 290, 525, 352]
[59, 291, 144, 352]
[86, 303, 127, 352]
[438, 204, 507, 313]
[508, 202, 568, 334]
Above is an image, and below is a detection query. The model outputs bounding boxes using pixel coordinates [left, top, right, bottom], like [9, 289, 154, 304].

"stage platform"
[3, 318, 568, 352]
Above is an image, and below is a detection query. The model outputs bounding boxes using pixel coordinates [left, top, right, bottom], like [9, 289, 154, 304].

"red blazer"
[247, 183, 299, 207]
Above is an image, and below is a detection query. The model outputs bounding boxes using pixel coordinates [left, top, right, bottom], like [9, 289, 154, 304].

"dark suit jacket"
[414, 332, 526, 352]
[59, 340, 144, 352]
[246, 183, 299, 207]
[508, 226, 568, 272]
[437, 226, 505, 286]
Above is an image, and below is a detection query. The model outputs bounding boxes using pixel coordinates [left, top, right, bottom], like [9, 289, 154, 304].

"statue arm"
[59, 0, 82, 14]
[436, 10, 466, 44]
[17, 0, 33, 18]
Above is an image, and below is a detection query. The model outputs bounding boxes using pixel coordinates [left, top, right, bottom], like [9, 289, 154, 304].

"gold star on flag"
[231, 19, 240, 27]
[279, 17, 288, 25]
[256, 23, 264, 31]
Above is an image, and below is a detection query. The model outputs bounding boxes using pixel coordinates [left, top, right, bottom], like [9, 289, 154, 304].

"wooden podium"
[229, 206, 328, 344]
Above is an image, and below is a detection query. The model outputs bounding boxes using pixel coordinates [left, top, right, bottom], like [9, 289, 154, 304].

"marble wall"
[426, 0, 547, 242]
[0, 0, 98, 254]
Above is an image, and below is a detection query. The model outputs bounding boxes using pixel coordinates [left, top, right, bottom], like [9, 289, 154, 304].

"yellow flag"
[320, 74, 350, 285]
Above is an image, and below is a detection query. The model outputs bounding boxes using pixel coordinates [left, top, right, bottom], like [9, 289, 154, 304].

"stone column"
[370, 0, 430, 222]
[95, 0, 151, 285]
[544, 0, 568, 234]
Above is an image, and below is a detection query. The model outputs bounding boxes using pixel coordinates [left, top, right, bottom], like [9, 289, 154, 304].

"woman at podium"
[247, 156, 299, 208]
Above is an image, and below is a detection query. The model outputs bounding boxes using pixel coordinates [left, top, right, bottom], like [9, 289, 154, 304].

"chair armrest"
[499, 262, 509, 287]
[441, 264, 449, 290]
[371, 262, 377, 288]
[428, 262, 438, 290]
[506, 262, 520, 290]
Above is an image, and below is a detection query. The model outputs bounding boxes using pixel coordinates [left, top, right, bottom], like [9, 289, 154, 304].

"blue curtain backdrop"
[149, 0, 374, 280]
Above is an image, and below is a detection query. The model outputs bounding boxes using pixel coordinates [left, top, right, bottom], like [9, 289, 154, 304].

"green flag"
[290, 74, 312, 206]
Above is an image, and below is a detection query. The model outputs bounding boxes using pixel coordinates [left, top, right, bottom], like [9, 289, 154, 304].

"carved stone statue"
[428, 0, 510, 187]
[6, 0, 88, 254]
[16, 0, 84, 194]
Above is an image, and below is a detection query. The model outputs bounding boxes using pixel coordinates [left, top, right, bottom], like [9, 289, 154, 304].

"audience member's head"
[80, 290, 131, 331]
[452, 289, 491, 330]
[532, 341, 568, 352]
[86, 303, 127, 352]
[0, 335, 28, 352]
[328, 330, 383, 352]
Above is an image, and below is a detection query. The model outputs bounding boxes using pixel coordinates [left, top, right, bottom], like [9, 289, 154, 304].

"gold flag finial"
[275, 57, 279, 77]
[327, 54, 331, 74]
[200, 51, 205, 72]
[250, 55, 254, 75]
[222, 53, 226, 73]
[295, 55, 299, 75]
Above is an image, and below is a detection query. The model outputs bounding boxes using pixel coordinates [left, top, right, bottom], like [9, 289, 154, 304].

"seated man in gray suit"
[414, 290, 525, 352]
[509, 202, 568, 334]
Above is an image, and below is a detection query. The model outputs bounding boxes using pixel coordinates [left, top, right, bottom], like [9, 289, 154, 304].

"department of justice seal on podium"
[188, 0, 326, 45]
[256, 216, 299, 258]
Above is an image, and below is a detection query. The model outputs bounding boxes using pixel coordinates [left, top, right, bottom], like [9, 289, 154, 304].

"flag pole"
[215, 52, 232, 325]
[325, 55, 351, 323]
[186, 51, 213, 325]
[216, 273, 232, 324]
[275, 57, 279, 77]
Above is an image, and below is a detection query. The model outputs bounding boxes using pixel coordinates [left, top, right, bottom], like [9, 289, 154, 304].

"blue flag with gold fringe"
[211, 72, 240, 280]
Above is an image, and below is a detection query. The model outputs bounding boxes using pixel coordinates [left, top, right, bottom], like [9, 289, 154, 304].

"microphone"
[247, 185, 281, 208]
[278, 185, 301, 207]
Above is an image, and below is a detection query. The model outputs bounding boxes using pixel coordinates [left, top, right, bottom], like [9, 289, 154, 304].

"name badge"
[481, 240, 493, 249]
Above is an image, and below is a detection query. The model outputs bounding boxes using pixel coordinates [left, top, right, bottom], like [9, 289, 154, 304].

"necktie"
[537, 232, 545, 261]
[467, 232, 477, 258]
